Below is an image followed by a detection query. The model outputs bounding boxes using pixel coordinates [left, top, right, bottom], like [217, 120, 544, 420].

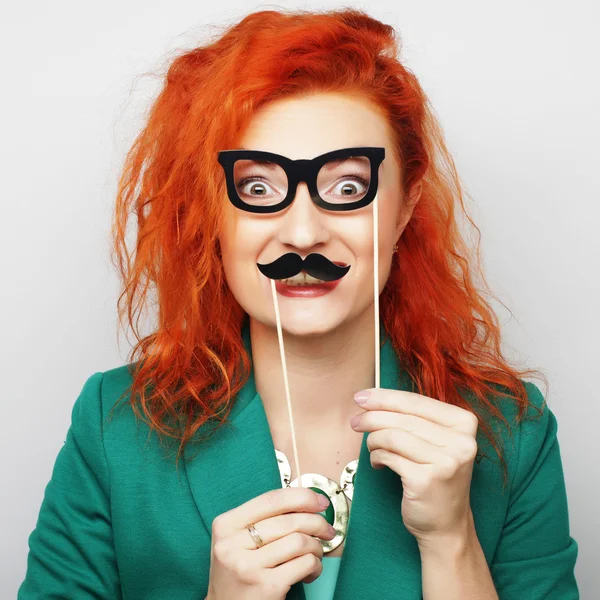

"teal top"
[303, 557, 342, 600]
[18, 321, 579, 598]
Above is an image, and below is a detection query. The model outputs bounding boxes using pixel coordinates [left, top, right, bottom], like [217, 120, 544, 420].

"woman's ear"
[395, 179, 423, 240]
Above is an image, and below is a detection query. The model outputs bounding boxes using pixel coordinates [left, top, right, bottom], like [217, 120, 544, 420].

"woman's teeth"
[281, 272, 326, 286]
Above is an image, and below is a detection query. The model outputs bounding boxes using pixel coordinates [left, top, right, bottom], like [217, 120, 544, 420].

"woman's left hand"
[350, 388, 479, 547]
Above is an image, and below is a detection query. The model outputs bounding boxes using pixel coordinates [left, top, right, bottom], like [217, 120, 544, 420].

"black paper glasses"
[217, 146, 385, 214]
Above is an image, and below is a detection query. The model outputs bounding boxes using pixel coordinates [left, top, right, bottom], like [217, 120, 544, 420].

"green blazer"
[19, 324, 579, 599]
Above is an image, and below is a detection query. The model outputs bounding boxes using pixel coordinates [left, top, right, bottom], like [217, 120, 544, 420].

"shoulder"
[71, 362, 174, 466]
[494, 379, 553, 450]
[71, 363, 138, 435]
[100, 362, 137, 401]
[511, 381, 562, 495]
[75, 362, 136, 400]
[486, 379, 562, 497]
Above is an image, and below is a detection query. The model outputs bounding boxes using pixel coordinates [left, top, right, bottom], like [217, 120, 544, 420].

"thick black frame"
[217, 146, 385, 214]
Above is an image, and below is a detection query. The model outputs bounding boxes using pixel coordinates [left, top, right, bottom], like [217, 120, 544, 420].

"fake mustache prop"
[257, 252, 351, 282]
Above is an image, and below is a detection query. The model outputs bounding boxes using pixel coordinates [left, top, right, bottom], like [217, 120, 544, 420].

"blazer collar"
[184, 321, 421, 599]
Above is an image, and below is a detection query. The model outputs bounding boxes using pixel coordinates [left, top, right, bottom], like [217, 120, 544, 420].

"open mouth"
[279, 261, 349, 286]
[275, 277, 341, 297]
[274, 262, 347, 297]
[280, 271, 328, 286]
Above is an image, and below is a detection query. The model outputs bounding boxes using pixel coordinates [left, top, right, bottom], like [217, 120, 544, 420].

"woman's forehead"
[236, 93, 392, 158]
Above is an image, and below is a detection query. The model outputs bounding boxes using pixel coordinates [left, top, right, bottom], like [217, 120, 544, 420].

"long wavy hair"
[109, 7, 546, 487]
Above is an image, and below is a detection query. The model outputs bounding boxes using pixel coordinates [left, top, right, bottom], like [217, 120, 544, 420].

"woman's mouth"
[266, 261, 348, 298]
[275, 275, 342, 297]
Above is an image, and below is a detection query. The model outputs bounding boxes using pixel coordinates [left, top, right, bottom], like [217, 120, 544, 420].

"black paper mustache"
[257, 253, 351, 282]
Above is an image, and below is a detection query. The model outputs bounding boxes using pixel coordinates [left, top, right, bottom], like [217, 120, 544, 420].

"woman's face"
[218, 92, 420, 337]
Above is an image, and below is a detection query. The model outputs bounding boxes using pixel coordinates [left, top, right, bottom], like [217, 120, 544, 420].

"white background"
[1, 0, 598, 597]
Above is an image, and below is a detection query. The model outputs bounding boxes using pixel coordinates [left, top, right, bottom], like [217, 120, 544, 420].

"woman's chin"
[273, 308, 347, 338]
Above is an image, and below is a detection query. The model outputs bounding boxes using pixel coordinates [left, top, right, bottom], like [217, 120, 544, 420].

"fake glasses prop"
[217, 146, 385, 213]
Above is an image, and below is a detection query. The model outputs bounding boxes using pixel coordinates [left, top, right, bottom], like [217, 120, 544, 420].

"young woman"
[19, 8, 579, 600]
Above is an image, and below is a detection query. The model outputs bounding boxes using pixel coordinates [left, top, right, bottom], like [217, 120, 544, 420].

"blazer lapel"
[184, 321, 420, 600]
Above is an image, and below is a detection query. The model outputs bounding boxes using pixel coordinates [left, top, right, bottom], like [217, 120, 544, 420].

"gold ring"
[247, 523, 264, 549]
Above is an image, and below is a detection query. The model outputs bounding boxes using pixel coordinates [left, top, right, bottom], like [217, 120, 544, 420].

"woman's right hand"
[206, 486, 336, 600]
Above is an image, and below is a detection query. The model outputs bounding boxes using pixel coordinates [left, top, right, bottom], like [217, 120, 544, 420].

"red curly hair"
[109, 7, 546, 487]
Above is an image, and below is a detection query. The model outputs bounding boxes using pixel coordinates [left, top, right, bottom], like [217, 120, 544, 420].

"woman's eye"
[330, 176, 369, 197]
[237, 177, 277, 197]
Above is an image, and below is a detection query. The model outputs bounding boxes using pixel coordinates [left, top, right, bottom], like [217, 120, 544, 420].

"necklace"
[274, 448, 359, 553]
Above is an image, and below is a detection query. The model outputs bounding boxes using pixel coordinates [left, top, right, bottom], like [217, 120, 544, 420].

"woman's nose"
[276, 182, 330, 249]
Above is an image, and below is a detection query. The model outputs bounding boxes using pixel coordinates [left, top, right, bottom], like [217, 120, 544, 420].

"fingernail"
[354, 390, 370, 405]
[328, 525, 336, 536]
[350, 414, 361, 428]
[318, 495, 331, 508]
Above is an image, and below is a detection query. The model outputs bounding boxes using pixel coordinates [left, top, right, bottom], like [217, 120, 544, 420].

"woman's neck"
[250, 309, 376, 432]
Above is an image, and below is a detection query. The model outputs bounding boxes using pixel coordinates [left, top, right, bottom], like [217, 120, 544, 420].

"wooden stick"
[270, 279, 302, 486]
[373, 192, 380, 389]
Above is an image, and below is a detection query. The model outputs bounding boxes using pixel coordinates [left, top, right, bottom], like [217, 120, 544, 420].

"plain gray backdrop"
[1, 0, 598, 597]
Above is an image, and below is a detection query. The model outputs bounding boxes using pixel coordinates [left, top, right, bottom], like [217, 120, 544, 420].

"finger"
[256, 531, 324, 568]
[235, 512, 336, 550]
[216, 487, 328, 535]
[370, 447, 417, 476]
[357, 389, 478, 433]
[272, 552, 323, 586]
[366, 428, 444, 464]
[352, 410, 456, 447]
